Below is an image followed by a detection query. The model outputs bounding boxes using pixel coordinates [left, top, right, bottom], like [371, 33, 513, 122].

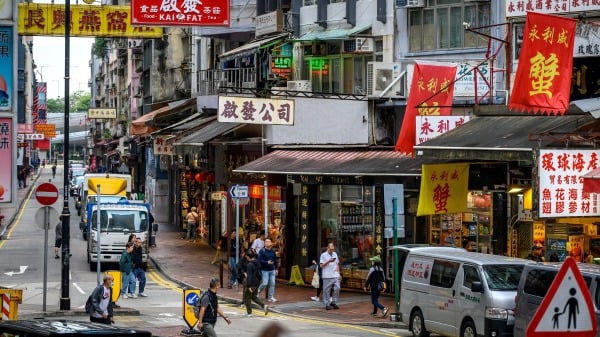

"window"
[430, 260, 459, 288]
[463, 265, 480, 289]
[483, 264, 524, 291]
[408, 1, 490, 52]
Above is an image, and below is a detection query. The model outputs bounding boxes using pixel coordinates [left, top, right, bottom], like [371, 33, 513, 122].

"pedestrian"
[257, 238, 278, 302]
[320, 242, 341, 310]
[196, 277, 232, 337]
[119, 242, 137, 299]
[527, 244, 545, 262]
[127, 233, 136, 245]
[310, 258, 323, 301]
[235, 249, 248, 296]
[42, 159, 46, 168]
[54, 216, 63, 259]
[51, 164, 57, 179]
[229, 230, 240, 289]
[186, 207, 199, 242]
[251, 232, 265, 254]
[17, 167, 24, 189]
[243, 249, 269, 317]
[132, 237, 147, 297]
[364, 255, 388, 317]
[88, 273, 114, 325]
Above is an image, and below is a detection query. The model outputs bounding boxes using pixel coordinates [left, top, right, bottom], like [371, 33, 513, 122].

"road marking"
[73, 282, 85, 294]
[147, 269, 182, 293]
[4, 266, 28, 276]
[0, 181, 36, 248]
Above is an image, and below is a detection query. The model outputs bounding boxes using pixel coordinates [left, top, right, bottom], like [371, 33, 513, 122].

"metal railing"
[197, 68, 256, 96]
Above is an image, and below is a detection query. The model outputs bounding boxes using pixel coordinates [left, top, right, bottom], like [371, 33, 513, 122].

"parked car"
[513, 261, 600, 337]
[70, 175, 85, 198]
[0, 319, 152, 336]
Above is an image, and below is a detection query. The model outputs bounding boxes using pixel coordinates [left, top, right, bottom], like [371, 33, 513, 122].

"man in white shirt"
[251, 233, 265, 254]
[319, 242, 341, 310]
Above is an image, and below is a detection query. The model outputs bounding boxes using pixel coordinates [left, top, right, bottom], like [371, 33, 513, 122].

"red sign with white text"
[130, 0, 230, 26]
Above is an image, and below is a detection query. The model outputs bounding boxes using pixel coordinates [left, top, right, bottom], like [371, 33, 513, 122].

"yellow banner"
[417, 163, 469, 216]
[18, 3, 163, 38]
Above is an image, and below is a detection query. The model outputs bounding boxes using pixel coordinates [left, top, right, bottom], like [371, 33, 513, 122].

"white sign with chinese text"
[505, 1, 599, 18]
[538, 149, 600, 218]
[454, 62, 491, 97]
[416, 116, 471, 145]
[218, 96, 294, 125]
[88, 108, 117, 119]
[22, 133, 44, 140]
[153, 135, 174, 156]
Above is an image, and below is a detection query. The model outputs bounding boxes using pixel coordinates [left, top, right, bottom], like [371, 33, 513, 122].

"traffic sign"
[526, 258, 597, 337]
[35, 183, 59, 205]
[229, 184, 248, 198]
[183, 288, 202, 329]
[35, 207, 59, 230]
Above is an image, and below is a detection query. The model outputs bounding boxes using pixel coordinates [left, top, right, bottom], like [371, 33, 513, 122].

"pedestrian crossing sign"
[526, 258, 597, 337]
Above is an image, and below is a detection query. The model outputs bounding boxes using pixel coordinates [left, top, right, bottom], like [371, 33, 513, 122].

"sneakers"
[325, 305, 333, 310]
[55, 255, 59, 259]
[121, 294, 128, 299]
[382, 306, 389, 317]
[264, 305, 269, 315]
[245, 313, 252, 317]
[331, 302, 339, 309]
[268, 297, 277, 302]
[371, 313, 378, 317]
[310, 296, 319, 301]
[139, 292, 148, 297]
[129, 293, 137, 299]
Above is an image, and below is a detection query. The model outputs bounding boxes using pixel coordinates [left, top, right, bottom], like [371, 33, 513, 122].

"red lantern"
[206, 172, 215, 183]
[194, 173, 202, 183]
[185, 172, 192, 181]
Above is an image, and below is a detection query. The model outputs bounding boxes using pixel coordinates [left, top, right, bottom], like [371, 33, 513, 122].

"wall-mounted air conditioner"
[343, 37, 374, 53]
[366, 62, 405, 98]
[287, 80, 312, 91]
[402, 0, 425, 7]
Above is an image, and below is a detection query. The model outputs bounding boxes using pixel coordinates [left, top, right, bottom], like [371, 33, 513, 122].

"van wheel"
[410, 309, 429, 337]
[461, 320, 476, 337]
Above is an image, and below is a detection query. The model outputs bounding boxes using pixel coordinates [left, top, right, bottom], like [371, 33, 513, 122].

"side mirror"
[471, 281, 484, 293]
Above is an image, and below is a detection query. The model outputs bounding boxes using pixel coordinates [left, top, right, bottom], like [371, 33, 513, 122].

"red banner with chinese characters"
[395, 62, 457, 154]
[509, 12, 576, 115]
[130, 0, 230, 26]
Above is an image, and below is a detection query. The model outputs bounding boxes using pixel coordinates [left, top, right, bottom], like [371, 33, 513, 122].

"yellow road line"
[147, 268, 183, 293]
[0, 182, 36, 249]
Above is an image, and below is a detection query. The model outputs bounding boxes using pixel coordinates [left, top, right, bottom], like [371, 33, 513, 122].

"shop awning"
[583, 168, 600, 193]
[173, 120, 243, 153]
[220, 33, 289, 59]
[131, 98, 197, 136]
[233, 149, 424, 176]
[413, 115, 595, 162]
[296, 24, 371, 41]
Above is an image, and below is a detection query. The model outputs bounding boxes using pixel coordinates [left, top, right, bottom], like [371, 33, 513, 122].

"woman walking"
[364, 255, 388, 317]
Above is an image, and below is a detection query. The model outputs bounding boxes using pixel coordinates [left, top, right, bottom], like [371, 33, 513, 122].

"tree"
[45, 91, 91, 113]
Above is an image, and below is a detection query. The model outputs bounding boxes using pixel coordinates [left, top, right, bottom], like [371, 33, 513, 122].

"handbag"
[378, 281, 387, 292]
[311, 271, 320, 288]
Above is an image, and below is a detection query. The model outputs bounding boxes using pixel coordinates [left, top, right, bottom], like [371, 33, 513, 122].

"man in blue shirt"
[257, 239, 278, 302]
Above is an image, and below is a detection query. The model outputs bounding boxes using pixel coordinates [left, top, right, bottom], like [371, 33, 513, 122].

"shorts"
[55, 239, 62, 248]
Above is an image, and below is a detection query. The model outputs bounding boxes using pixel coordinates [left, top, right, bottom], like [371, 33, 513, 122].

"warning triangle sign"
[526, 258, 597, 337]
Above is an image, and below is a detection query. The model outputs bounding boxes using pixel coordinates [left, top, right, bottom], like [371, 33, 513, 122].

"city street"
[0, 165, 414, 337]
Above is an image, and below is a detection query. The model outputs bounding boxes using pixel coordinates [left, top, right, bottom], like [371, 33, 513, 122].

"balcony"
[197, 68, 256, 96]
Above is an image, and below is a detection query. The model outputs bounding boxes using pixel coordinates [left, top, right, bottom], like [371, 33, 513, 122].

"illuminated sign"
[130, 0, 230, 27]
[35, 124, 56, 138]
[309, 58, 328, 75]
[271, 56, 292, 74]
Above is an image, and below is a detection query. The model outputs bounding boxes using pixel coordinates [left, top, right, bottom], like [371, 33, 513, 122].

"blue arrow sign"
[229, 184, 248, 198]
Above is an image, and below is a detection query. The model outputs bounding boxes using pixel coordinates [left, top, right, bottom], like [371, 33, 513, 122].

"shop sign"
[18, 4, 163, 38]
[271, 56, 292, 75]
[309, 59, 329, 76]
[538, 149, 600, 218]
[88, 108, 117, 119]
[211, 191, 224, 200]
[35, 123, 55, 138]
[416, 116, 470, 145]
[417, 163, 469, 216]
[453, 62, 491, 97]
[130, 0, 230, 27]
[0, 118, 13, 203]
[22, 133, 44, 140]
[218, 96, 294, 125]
[17, 124, 33, 134]
[293, 175, 371, 186]
[256, 10, 282, 37]
[0, 0, 12, 20]
[0, 26, 13, 112]
[153, 135, 173, 156]
[249, 184, 281, 200]
[506, 1, 598, 17]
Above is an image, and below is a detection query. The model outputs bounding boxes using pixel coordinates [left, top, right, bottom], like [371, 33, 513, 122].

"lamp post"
[60, 0, 71, 311]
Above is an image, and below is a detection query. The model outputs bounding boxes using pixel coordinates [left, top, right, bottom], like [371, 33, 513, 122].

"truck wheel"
[461, 320, 476, 337]
[89, 261, 97, 272]
[410, 309, 429, 337]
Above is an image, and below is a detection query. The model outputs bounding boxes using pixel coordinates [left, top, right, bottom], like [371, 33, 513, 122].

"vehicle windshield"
[90, 209, 149, 232]
[482, 264, 524, 291]
[88, 196, 126, 203]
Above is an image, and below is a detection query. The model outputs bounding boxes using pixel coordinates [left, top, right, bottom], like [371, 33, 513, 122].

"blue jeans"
[259, 270, 276, 299]
[121, 271, 136, 295]
[133, 267, 146, 293]
[229, 256, 237, 284]
[370, 287, 385, 314]
[186, 222, 197, 240]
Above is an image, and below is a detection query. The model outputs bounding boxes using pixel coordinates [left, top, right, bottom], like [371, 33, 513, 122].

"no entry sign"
[35, 183, 59, 205]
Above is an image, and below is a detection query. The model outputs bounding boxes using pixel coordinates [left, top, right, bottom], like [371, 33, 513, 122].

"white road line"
[73, 282, 86, 294]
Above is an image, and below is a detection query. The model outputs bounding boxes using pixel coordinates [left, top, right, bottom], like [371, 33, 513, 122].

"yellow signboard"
[105, 270, 122, 303]
[88, 108, 117, 119]
[182, 288, 202, 329]
[35, 123, 56, 138]
[417, 163, 469, 216]
[18, 3, 163, 38]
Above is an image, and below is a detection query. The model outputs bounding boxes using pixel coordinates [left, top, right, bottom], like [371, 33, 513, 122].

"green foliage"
[46, 90, 91, 113]
[92, 38, 108, 59]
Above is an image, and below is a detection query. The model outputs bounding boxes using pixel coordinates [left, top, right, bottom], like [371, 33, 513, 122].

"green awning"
[296, 24, 371, 41]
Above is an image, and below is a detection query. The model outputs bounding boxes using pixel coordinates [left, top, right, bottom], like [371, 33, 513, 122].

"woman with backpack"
[243, 249, 269, 317]
[364, 255, 388, 317]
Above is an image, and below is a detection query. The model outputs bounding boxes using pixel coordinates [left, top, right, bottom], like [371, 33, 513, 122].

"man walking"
[320, 242, 341, 310]
[54, 216, 62, 259]
[258, 238, 278, 302]
[243, 249, 269, 317]
[197, 277, 232, 337]
[132, 237, 147, 297]
[88, 273, 114, 324]
[119, 242, 137, 299]
[251, 233, 265, 254]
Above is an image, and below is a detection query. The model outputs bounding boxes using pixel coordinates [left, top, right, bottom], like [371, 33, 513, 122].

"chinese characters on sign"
[417, 163, 469, 216]
[299, 184, 309, 258]
[416, 115, 470, 145]
[35, 123, 56, 138]
[453, 62, 491, 97]
[130, 0, 230, 27]
[508, 12, 576, 115]
[0, 118, 12, 203]
[218, 96, 294, 125]
[153, 136, 174, 155]
[88, 108, 117, 119]
[404, 258, 431, 282]
[505, 1, 599, 18]
[18, 4, 163, 38]
[0, 26, 13, 112]
[538, 149, 600, 218]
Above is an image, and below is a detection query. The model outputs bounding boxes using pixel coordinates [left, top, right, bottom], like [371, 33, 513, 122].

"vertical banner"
[299, 184, 309, 258]
[417, 163, 469, 216]
[509, 12, 576, 115]
[395, 62, 457, 154]
[0, 26, 13, 112]
[0, 118, 12, 202]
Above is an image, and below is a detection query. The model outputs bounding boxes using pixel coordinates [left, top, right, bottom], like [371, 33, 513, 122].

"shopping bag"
[311, 271, 319, 288]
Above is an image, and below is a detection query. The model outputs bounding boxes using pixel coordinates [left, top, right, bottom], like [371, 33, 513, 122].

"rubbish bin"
[0, 288, 23, 320]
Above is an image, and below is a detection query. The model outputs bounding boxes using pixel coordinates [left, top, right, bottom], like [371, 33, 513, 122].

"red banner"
[130, 0, 230, 26]
[395, 62, 457, 154]
[509, 12, 576, 115]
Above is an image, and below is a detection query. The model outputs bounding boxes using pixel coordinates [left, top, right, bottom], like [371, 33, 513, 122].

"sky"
[32, 36, 94, 100]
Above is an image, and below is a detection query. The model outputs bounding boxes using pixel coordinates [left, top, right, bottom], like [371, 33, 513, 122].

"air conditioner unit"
[366, 62, 405, 98]
[287, 80, 312, 91]
[242, 82, 254, 88]
[343, 37, 374, 53]
[404, 0, 425, 7]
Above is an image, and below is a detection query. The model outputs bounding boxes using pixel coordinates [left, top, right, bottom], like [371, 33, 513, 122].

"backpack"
[85, 294, 93, 314]
[193, 291, 211, 318]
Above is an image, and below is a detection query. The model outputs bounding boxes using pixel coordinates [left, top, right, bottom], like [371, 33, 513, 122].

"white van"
[392, 246, 531, 337]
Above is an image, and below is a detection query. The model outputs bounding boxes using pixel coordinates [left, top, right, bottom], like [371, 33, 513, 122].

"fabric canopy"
[583, 168, 600, 193]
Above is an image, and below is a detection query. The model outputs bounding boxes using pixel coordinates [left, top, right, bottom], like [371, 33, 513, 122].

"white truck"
[86, 201, 151, 271]
[78, 174, 132, 240]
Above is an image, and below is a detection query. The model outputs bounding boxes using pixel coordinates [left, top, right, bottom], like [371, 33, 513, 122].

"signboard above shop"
[505, 1, 599, 17]
[130, 0, 230, 26]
